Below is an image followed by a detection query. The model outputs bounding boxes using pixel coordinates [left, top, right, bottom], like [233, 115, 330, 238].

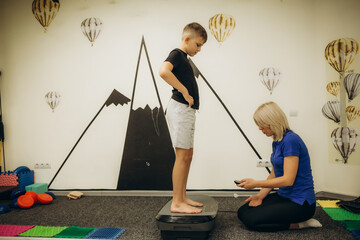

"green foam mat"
[323, 208, 360, 221]
[55, 226, 96, 238]
[341, 221, 360, 231]
[19, 226, 68, 237]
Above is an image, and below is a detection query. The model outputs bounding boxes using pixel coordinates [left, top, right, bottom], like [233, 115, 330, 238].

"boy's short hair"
[182, 22, 208, 43]
[253, 101, 290, 141]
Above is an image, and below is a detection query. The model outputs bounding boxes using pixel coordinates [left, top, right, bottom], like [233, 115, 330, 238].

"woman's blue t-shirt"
[271, 130, 316, 205]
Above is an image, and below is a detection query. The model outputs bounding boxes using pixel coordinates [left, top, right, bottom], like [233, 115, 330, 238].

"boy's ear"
[184, 35, 191, 42]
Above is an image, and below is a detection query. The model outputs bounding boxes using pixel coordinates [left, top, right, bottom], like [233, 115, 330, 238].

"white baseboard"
[50, 190, 257, 197]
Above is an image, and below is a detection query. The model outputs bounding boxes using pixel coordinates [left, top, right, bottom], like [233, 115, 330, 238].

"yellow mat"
[317, 200, 340, 208]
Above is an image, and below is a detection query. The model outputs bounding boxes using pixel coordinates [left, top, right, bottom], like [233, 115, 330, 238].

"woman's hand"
[238, 178, 258, 190]
[245, 195, 263, 207]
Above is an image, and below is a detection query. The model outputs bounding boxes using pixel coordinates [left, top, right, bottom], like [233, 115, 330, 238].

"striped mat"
[317, 199, 360, 240]
[0, 224, 126, 239]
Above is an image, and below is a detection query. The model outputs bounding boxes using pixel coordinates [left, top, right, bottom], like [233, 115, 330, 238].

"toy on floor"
[0, 172, 18, 186]
[13, 166, 35, 187]
[25, 183, 48, 194]
[25, 191, 37, 204]
[0, 204, 10, 214]
[45, 191, 56, 200]
[37, 193, 53, 204]
[10, 187, 26, 200]
[10, 198, 19, 208]
[1, 179, 54, 212]
[67, 191, 83, 200]
[10, 187, 55, 209]
[13, 166, 31, 175]
[17, 195, 35, 209]
[1, 166, 34, 189]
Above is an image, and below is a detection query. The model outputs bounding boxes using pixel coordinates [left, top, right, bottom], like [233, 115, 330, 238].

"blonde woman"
[237, 102, 321, 231]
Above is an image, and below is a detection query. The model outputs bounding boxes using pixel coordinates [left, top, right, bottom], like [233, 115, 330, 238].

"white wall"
[313, 0, 360, 196]
[0, 0, 359, 195]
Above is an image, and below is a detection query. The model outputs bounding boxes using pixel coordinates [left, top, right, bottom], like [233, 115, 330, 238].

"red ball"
[37, 193, 53, 204]
[25, 191, 38, 204]
[17, 195, 35, 209]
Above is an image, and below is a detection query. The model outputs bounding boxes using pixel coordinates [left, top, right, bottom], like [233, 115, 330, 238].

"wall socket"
[256, 159, 272, 168]
[34, 163, 51, 169]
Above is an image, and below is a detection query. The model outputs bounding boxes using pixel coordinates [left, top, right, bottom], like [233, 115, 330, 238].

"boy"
[159, 22, 207, 214]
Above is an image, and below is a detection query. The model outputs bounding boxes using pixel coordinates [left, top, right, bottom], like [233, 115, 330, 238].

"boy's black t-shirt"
[165, 48, 199, 110]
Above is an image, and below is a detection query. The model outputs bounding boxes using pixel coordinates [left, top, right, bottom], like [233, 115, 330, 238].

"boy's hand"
[159, 62, 194, 107]
[182, 91, 194, 107]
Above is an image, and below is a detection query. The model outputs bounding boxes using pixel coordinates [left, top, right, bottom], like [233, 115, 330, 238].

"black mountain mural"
[117, 36, 175, 190]
[117, 105, 174, 190]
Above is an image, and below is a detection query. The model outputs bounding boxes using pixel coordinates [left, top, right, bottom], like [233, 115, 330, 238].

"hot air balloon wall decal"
[209, 13, 236, 46]
[81, 18, 103, 46]
[346, 105, 360, 122]
[331, 127, 360, 164]
[45, 91, 61, 112]
[326, 81, 340, 97]
[324, 37, 360, 163]
[344, 73, 360, 102]
[259, 67, 281, 95]
[322, 100, 341, 124]
[32, 0, 60, 33]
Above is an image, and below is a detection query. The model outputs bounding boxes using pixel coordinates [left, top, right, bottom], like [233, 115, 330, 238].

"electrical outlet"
[34, 163, 51, 169]
[256, 159, 272, 168]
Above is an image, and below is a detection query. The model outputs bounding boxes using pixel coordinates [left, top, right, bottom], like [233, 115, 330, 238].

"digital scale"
[156, 195, 218, 240]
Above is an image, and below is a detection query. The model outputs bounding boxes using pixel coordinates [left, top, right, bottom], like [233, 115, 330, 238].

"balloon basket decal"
[324, 37, 360, 163]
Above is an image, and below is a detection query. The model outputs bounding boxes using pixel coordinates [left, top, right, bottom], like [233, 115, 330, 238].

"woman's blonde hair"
[253, 101, 290, 141]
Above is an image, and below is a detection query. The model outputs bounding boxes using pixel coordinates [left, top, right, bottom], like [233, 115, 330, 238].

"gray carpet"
[0, 196, 356, 239]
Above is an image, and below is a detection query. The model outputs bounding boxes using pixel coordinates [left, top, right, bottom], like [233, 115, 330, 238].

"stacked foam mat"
[317, 200, 360, 239]
[0, 225, 126, 239]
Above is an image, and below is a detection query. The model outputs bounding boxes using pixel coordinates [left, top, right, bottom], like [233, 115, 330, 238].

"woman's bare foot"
[185, 197, 204, 207]
[171, 202, 202, 213]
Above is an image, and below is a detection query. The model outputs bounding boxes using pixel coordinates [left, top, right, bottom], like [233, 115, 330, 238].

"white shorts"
[166, 99, 196, 149]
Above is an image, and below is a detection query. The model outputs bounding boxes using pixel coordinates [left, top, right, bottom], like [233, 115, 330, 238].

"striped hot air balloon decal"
[81, 18, 103, 47]
[344, 73, 360, 101]
[325, 38, 359, 73]
[331, 127, 359, 163]
[322, 100, 340, 123]
[45, 91, 61, 112]
[346, 106, 360, 122]
[209, 14, 236, 45]
[326, 81, 340, 97]
[32, 0, 60, 33]
[259, 67, 281, 95]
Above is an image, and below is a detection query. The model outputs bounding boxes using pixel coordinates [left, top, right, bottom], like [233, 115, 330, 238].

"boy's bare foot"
[171, 202, 202, 213]
[185, 197, 204, 207]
